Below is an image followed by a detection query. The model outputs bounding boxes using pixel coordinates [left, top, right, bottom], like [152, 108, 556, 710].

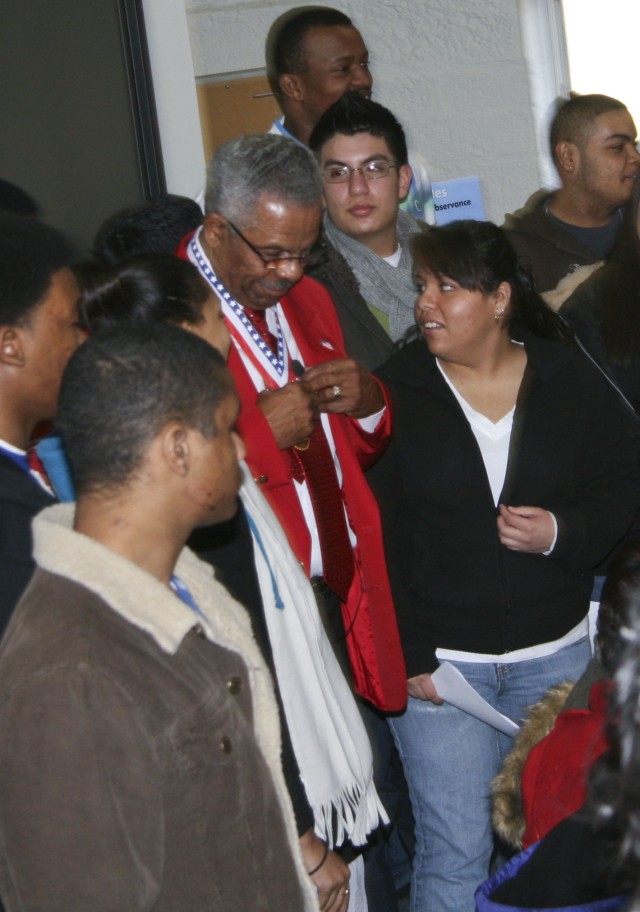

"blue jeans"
[388, 637, 591, 912]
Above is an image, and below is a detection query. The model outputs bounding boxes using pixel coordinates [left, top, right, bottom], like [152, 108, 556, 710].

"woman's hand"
[497, 505, 555, 553]
[407, 673, 443, 704]
[299, 829, 350, 911]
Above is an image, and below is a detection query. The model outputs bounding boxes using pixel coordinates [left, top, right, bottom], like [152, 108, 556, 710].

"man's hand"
[303, 358, 385, 418]
[257, 382, 318, 450]
[497, 505, 555, 553]
[407, 673, 443, 704]
[299, 829, 350, 911]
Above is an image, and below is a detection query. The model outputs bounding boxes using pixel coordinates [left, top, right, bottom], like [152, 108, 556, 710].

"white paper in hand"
[431, 662, 520, 737]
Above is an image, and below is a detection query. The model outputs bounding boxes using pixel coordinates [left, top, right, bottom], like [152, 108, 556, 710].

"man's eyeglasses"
[226, 220, 310, 270]
[322, 161, 397, 184]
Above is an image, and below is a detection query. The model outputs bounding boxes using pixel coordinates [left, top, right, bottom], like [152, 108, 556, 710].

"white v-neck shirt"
[436, 361, 514, 506]
[434, 359, 568, 664]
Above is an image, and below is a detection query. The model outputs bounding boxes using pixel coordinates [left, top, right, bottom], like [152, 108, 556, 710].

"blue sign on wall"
[432, 176, 485, 225]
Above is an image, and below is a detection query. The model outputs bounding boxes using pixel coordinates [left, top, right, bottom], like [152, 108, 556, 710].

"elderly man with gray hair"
[178, 133, 406, 906]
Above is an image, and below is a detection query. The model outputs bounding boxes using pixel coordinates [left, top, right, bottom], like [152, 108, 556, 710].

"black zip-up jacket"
[0, 451, 54, 635]
[369, 331, 640, 675]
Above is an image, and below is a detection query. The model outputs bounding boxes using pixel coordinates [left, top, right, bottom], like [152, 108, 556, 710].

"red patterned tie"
[291, 427, 354, 602]
[246, 308, 354, 602]
[245, 308, 278, 354]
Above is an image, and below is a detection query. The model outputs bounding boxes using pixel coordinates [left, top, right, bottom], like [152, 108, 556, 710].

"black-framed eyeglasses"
[322, 161, 397, 184]
[226, 219, 310, 270]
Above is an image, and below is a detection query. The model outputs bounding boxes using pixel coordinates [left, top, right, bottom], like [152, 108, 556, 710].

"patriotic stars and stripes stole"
[188, 229, 289, 388]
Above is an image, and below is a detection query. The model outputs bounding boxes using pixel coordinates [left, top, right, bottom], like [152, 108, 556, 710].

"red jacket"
[177, 234, 406, 709]
[521, 679, 611, 848]
[229, 275, 406, 711]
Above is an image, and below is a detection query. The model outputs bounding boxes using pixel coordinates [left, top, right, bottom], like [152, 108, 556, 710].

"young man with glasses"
[309, 93, 422, 369]
[308, 94, 422, 912]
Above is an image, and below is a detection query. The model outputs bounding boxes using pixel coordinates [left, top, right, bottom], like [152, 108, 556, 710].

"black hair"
[76, 254, 211, 333]
[267, 6, 353, 85]
[0, 213, 74, 326]
[549, 92, 628, 164]
[0, 179, 39, 217]
[597, 536, 640, 674]
[93, 195, 203, 265]
[587, 548, 640, 904]
[309, 92, 408, 167]
[57, 323, 232, 495]
[410, 220, 574, 345]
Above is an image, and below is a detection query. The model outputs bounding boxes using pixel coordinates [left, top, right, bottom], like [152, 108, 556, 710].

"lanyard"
[189, 232, 289, 386]
[243, 506, 284, 610]
[170, 574, 205, 619]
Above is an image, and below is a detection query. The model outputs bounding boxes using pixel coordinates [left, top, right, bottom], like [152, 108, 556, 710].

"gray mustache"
[262, 280, 294, 292]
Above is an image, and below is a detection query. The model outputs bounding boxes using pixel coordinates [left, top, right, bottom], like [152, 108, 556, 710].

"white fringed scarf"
[239, 463, 388, 847]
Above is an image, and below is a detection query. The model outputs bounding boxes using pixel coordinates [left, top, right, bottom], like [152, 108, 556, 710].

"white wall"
[184, 0, 543, 223]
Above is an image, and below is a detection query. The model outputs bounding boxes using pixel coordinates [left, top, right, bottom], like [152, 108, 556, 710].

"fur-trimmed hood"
[492, 660, 610, 852]
[492, 680, 575, 849]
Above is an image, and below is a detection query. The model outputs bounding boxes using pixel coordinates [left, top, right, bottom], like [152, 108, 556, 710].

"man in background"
[503, 93, 640, 293]
[266, 5, 434, 223]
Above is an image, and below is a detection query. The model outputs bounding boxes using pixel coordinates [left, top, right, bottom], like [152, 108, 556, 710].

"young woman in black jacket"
[368, 220, 640, 912]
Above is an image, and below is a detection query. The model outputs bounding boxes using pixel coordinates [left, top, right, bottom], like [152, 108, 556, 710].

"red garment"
[521, 679, 611, 848]
[229, 279, 406, 711]
[243, 307, 355, 600]
[177, 232, 406, 710]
